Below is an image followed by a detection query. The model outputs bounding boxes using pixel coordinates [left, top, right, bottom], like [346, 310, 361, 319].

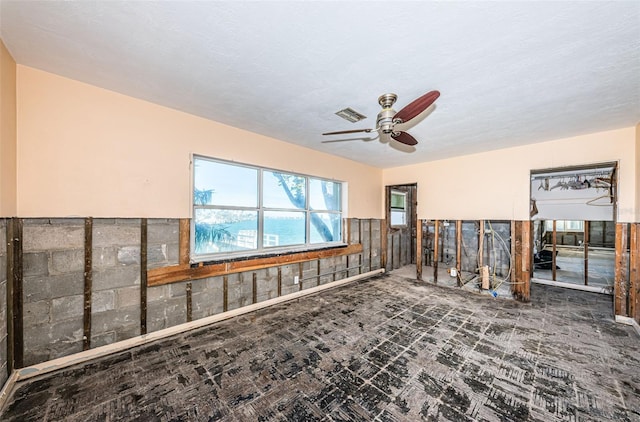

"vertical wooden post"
[583, 221, 590, 286]
[510, 220, 516, 283]
[83, 217, 93, 351]
[11, 218, 23, 369]
[6, 220, 15, 372]
[433, 220, 440, 283]
[381, 219, 387, 270]
[277, 268, 282, 297]
[298, 256, 304, 290]
[179, 219, 190, 265]
[522, 221, 532, 302]
[416, 219, 423, 281]
[186, 282, 193, 322]
[358, 219, 363, 274]
[368, 219, 373, 272]
[140, 218, 148, 335]
[512, 221, 523, 299]
[614, 223, 629, 316]
[552, 220, 557, 281]
[252, 273, 258, 303]
[478, 220, 484, 270]
[223, 275, 229, 312]
[628, 223, 638, 322]
[456, 220, 462, 287]
[180, 218, 192, 321]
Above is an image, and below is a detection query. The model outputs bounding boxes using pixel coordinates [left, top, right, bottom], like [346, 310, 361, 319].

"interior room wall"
[16, 66, 383, 219]
[383, 127, 638, 223]
[0, 40, 17, 217]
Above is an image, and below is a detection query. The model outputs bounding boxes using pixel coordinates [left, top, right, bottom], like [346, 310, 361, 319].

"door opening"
[385, 184, 417, 271]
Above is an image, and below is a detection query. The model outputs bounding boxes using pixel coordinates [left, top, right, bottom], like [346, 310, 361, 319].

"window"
[192, 156, 343, 260]
[390, 190, 407, 226]
[544, 220, 585, 232]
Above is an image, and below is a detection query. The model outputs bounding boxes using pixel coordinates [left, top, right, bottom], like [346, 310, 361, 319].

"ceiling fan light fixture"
[335, 107, 367, 123]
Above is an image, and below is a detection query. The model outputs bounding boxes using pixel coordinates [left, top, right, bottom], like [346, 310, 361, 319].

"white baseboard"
[615, 315, 640, 337]
[15, 268, 385, 383]
[531, 277, 612, 295]
[0, 371, 19, 413]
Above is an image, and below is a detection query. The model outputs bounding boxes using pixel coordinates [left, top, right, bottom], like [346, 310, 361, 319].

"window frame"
[191, 155, 345, 262]
[389, 190, 408, 227]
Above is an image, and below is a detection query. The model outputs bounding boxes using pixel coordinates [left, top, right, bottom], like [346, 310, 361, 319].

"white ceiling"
[1, 1, 639, 169]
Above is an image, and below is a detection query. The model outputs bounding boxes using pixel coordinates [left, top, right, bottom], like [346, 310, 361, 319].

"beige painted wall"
[383, 127, 638, 222]
[16, 66, 383, 218]
[0, 39, 17, 216]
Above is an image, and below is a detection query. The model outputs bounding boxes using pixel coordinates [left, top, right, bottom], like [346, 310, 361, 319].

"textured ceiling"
[1, 1, 639, 168]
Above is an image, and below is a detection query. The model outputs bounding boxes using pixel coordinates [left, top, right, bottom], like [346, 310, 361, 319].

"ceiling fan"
[322, 90, 440, 146]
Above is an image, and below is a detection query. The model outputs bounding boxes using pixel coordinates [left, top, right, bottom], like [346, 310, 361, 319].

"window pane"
[391, 210, 406, 226]
[310, 179, 341, 211]
[194, 158, 257, 207]
[264, 211, 305, 246]
[390, 191, 406, 209]
[194, 208, 258, 253]
[263, 171, 306, 209]
[310, 212, 341, 243]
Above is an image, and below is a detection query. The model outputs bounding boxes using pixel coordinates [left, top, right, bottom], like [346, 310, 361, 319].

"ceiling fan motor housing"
[377, 93, 398, 134]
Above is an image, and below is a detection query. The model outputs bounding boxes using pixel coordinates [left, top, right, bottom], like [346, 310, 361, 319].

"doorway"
[385, 184, 417, 271]
[530, 163, 617, 292]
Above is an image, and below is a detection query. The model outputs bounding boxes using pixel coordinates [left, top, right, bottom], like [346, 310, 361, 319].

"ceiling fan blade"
[390, 131, 418, 146]
[322, 128, 374, 135]
[393, 90, 440, 123]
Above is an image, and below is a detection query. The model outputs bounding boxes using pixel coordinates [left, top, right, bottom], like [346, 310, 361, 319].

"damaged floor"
[1, 273, 639, 421]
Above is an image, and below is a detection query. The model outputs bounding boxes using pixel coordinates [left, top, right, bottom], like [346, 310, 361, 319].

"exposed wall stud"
[456, 220, 462, 287]
[10, 218, 23, 369]
[140, 218, 148, 335]
[83, 217, 93, 351]
[369, 219, 373, 272]
[478, 220, 484, 270]
[277, 268, 282, 297]
[512, 221, 523, 299]
[416, 219, 423, 281]
[223, 275, 229, 312]
[433, 220, 439, 283]
[186, 282, 193, 322]
[252, 273, 257, 303]
[381, 219, 387, 270]
[6, 219, 15, 372]
[179, 218, 190, 265]
[583, 221, 590, 286]
[359, 219, 363, 274]
[552, 220, 557, 281]
[629, 223, 639, 322]
[615, 223, 629, 316]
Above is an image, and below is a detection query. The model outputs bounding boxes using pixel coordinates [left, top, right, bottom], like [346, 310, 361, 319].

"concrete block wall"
[145, 219, 181, 333]
[0, 220, 7, 386]
[6, 217, 381, 368]
[91, 219, 141, 348]
[22, 219, 85, 366]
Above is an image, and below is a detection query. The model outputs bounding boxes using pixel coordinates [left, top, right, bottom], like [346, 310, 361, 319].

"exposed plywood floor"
[1, 274, 639, 421]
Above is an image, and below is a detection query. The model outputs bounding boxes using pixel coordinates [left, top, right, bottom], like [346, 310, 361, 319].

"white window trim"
[191, 155, 345, 263]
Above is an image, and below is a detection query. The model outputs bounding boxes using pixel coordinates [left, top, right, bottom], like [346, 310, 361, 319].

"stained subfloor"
[1, 274, 639, 421]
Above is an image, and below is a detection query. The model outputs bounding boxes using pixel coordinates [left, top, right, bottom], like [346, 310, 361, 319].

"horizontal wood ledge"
[148, 243, 364, 287]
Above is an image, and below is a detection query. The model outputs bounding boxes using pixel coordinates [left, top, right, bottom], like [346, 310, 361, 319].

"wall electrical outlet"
[294, 276, 299, 284]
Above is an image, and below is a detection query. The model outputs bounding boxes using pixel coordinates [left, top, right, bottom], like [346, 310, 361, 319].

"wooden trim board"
[148, 244, 363, 286]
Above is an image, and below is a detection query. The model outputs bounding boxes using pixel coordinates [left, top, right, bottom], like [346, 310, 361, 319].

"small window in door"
[390, 190, 407, 226]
